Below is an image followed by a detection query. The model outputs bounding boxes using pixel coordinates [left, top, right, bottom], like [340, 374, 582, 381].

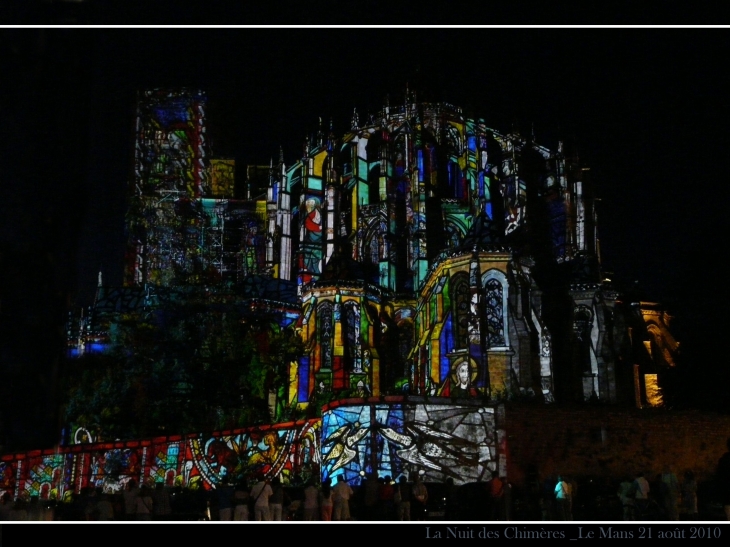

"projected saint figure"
[243, 222, 263, 273]
[249, 431, 282, 475]
[303, 198, 322, 243]
[439, 360, 479, 398]
[301, 197, 323, 274]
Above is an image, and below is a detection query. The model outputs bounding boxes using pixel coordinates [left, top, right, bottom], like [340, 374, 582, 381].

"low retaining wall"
[503, 403, 730, 486]
[5, 400, 726, 503]
[0, 419, 319, 501]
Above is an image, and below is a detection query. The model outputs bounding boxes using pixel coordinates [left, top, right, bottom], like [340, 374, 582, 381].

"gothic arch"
[343, 301, 362, 372]
[481, 269, 508, 348]
[573, 304, 593, 375]
[368, 163, 381, 204]
[317, 301, 334, 370]
[339, 142, 355, 181]
[573, 305, 593, 342]
[445, 124, 463, 156]
[364, 214, 388, 275]
[450, 271, 470, 349]
[646, 322, 677, 367]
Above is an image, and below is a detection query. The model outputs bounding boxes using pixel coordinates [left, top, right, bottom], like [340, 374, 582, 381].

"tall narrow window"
[343, 301, 362, 372]
[451, 273, 470, 349]
[368, 233, 380, 266]
[484, 276, 506, 347]
[573, 305, 593, 375]
[368, 164, 381, 204]
[318, 302, 333, 369]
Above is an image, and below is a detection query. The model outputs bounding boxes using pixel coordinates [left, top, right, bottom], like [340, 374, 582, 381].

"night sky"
[1, 28, 727, 451]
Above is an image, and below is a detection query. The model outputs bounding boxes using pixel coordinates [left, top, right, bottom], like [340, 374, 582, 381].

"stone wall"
[503, 402, 730, 487]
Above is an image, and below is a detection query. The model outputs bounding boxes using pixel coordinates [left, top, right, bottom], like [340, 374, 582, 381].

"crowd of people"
[229, 473, 432, 521]
[2, 438, 730, 522]
[0, 480, 206, 521]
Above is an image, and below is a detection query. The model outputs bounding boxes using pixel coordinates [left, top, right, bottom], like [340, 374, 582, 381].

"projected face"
[457, 362, 470, 387]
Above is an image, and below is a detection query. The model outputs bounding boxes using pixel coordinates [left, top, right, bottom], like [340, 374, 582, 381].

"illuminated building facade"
[278, 99, 613, 408]
[61, 89, 679, 489]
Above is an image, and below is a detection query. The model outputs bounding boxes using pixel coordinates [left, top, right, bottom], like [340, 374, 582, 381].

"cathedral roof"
[317, 242, 368, 284]
[456, 210, 508, 253]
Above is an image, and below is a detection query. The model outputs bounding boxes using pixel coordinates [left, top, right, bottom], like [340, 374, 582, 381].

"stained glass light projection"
[134, 88, 208, 198]
[321, 399, 500, 486]
[0, 421, 320, 501]
[126, 89, 273, 288]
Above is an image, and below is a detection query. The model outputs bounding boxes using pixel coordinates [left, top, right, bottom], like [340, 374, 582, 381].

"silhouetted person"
[362, 473, 379, 520]
[122, 479, 139, 520]
[269, 477, 288, 521]
[500, 477, 513, 521]
[487, 471, 504, 520]
[617, 475, 636, 520]
[333, 475, 353, 521]
[0, 492, 13, 521]
[319, 479, 333, 521]
[396, 476, 412, 521]
[152, 482, 172, 520]
[411, 475, 428, 521]
[216, 476, 235, 521]
[681, 469, 698, 520]
[660, 467, 680, 520]
[554, 475, 571, 521]
[633, 471, 650, 517]
[444, 477, 459, 521]
[379, 476, 395, 520]
[717, 437, 730, 520]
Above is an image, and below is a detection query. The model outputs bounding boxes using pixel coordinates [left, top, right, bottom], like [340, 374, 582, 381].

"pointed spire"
[351, 107, 359, 130]
[317, 116, 324, 147]
[327, 117, 335, 152]
[303, 135, 310, 158]
[267, 156, 275, 201]
[97, 269, 103, 287]
[277, 146, 286, 177]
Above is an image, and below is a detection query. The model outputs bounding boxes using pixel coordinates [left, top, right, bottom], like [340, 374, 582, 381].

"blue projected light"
[298, 357, 310, 402]
[467, 136, 477, 152]
[88, 343, 108, 354]
[440, 313, 454, 382]
[153, 103, 190, 129]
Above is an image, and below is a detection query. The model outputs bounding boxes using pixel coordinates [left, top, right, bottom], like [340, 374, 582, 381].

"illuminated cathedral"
[56, 88, 680, 490]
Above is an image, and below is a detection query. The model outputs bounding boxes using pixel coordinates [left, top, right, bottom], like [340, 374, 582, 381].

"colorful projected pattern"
[0, 421, 319, 501]
[125, 197, 267, 286]
[134, 88, 208, 197]
[321, 400, 498, 486]
[209, 159, 235, 198]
